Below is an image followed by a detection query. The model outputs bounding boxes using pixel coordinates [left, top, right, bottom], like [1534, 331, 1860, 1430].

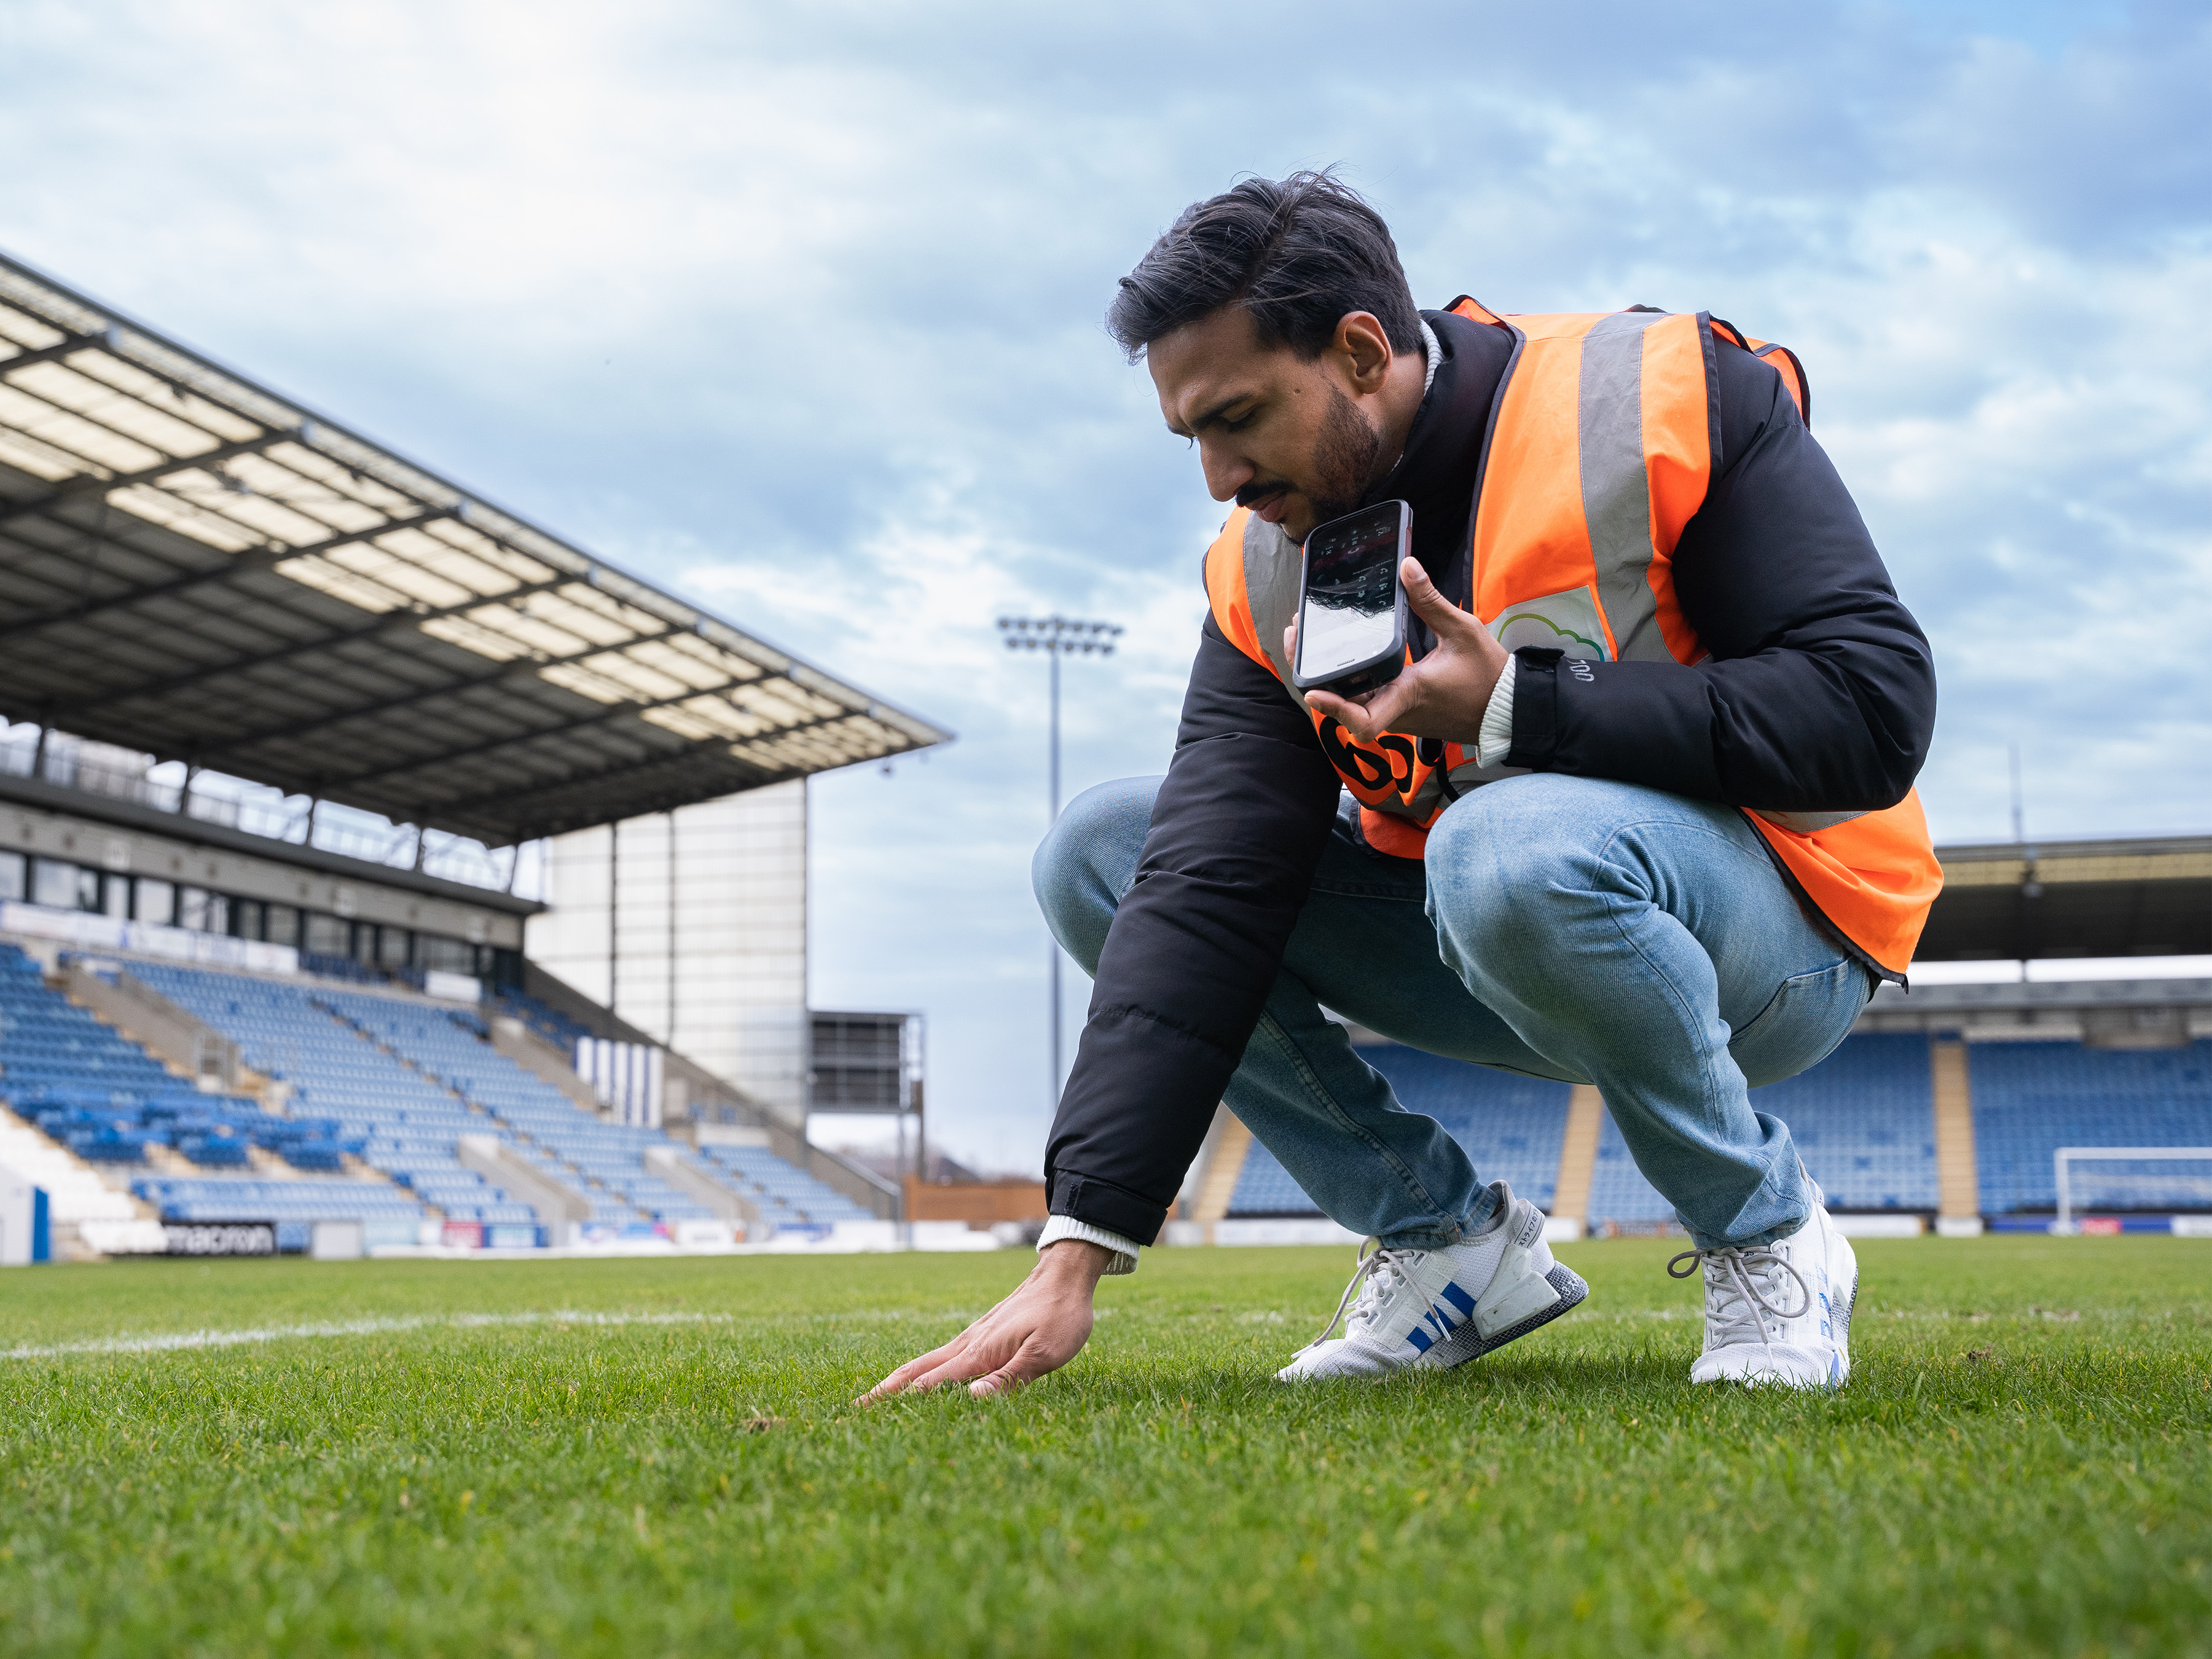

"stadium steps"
[1931, 1037, 1980, 1223]
[243, 1144, 320, 1180]
[64, 960, 294, 1110]
[306, 991, 661, 1223]
[691, 1142, 875, 1225]
[56, 982, 199, 1088]
[114, 962, 513, 1227]
[1550, 1084, 1604, 1228]
[1190, 1110, 1252, 1225]
[643, 1145, 758, 1225]
[139, 1141, 199, 1177]
[486, 1017, 605, 1116]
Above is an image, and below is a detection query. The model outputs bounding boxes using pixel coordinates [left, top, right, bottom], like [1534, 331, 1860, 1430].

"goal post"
[2052, 1147, 2212, 1234]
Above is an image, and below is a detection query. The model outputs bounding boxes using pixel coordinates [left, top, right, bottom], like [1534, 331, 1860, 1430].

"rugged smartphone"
[1290, 499, 1411, 697]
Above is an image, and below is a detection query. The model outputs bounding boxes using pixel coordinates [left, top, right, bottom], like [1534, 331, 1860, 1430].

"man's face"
[1148, 306, 1385, 544]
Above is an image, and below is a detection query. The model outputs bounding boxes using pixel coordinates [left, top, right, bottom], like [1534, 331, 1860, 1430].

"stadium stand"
[311, 986, 719, 1222]
[124, 962, 530, 1226]
[0, 942, 183, 1103]
[0, 249, 935, 1257]
[1971, 1039, 2212, 1216]
[133, 1177, 426, 1225]
[0, 935, 891, 1246]
[0, 941, 432, 1245]
[490, 986, 595, 1058]
[697, 1141, 876, 1226]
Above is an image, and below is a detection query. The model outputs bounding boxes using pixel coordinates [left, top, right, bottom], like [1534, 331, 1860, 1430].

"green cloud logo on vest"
[1494, 611, 1604, 657]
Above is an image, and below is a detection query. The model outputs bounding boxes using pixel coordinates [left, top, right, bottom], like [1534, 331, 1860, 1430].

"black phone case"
[1290, 500, 1412, 697]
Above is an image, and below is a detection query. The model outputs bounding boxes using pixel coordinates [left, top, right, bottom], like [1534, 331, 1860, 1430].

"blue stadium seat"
[8, 946, 876, 1236]
[1971, 1039, 2212, 1215]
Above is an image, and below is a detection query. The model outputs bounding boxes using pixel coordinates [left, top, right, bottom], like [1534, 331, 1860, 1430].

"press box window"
[304, 914, 349, 955]
[32, 859, 98, 912]
[417, 935, 476, 975]
[176, 887, 230, 935]
[0, 852, 23, 903]
[133, 879, 175, 926]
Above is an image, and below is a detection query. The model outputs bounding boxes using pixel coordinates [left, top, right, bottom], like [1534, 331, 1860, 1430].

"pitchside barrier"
[2052, 1147, 2212, 1236]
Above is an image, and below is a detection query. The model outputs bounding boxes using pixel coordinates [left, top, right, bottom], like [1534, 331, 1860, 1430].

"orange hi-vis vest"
[1204, 299, 1942, 976]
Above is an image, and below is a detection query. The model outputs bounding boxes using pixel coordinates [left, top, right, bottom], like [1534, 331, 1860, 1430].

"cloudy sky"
[3, 1, 2206, 1171]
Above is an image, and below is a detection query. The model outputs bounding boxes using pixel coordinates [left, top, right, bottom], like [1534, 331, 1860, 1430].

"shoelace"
[1300, 1239, 1432, 1352]
[1666, 1245, 1812, 1349]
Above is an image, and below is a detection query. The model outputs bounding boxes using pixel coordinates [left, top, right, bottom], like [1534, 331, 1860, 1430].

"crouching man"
[865, 172, 1939, 1403]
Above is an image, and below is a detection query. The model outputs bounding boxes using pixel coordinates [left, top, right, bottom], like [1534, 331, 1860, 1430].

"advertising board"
[162, 1221, 277, 1257]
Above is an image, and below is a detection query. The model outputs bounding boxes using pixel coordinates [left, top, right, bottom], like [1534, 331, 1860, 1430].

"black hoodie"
[1043, 308, 1937, 1248]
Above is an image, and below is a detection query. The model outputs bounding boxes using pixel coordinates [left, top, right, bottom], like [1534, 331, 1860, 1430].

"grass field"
[4, 1236, 2209, 1658]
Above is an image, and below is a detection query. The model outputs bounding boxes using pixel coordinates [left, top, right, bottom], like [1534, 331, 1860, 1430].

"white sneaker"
[1673, 1190, 1857, 1389]
[1276, 1182, 1588, 1381]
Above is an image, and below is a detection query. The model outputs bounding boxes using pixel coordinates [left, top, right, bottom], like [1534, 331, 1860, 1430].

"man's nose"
[1198, 441, 1253, 504]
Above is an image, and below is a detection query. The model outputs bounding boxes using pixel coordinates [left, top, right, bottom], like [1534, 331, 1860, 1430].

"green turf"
[3, 1237, 2209, 1657]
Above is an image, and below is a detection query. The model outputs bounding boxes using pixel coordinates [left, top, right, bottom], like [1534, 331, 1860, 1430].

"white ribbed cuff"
[1037, 1214, 1140, 1275]
[1475, 659, 1517, 767]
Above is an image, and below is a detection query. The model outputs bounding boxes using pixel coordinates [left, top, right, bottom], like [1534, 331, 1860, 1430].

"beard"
[1300, 386, 1383, 533]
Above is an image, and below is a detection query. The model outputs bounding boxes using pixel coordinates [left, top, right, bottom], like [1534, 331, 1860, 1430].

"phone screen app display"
[1298, 507, 1400, 678]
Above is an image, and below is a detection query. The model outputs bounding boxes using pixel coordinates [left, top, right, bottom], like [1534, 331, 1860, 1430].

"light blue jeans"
[1035, 774, 1875, 1252]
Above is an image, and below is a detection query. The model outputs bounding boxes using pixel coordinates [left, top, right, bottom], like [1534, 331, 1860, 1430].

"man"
[864, 173, 1939, 1404]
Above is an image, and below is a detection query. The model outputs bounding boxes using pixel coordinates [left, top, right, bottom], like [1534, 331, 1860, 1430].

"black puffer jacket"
[1044, 308, 1938, 1247]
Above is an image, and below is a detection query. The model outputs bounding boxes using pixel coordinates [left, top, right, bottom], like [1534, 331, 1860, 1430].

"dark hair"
[1106, 171, 1422, 363]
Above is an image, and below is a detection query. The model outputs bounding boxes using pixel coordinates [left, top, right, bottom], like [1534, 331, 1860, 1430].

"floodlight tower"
[998, 614, 1125, 1107]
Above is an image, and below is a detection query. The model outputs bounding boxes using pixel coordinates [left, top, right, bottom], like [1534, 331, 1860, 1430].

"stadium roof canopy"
[0, 251, 950, 849]
[1921, 834, 2212, 962]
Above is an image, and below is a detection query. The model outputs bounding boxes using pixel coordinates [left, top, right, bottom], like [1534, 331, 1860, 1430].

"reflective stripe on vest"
[1202, 300, 1941, 975]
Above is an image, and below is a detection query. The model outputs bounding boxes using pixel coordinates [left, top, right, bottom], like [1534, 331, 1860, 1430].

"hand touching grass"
[858, 1239, 1113, 1402]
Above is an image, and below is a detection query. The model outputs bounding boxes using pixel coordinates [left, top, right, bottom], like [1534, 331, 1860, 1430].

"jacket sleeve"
[1506, 340, 1937, 812]
[1042, 616, 1343, 1244]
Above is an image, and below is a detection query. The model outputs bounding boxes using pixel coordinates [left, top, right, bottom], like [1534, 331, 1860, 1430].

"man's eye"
[1222, 411, 1256, 433]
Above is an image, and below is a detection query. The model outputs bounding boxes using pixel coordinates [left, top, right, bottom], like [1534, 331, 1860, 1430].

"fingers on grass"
[968, 1335, 1057, 1398]
[905, 1351, 997, 1394]
[858, 1341, 965, 1403]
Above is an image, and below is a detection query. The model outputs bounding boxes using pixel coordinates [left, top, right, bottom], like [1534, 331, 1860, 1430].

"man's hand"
[856, 1239, 1112, 1403]
[1292, 555, 1510, 745]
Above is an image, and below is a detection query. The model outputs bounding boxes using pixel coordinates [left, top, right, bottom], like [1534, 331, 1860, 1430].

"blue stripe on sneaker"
[1440, 1281, 1476, 1317]
[1405, 1325, 1434, 1354]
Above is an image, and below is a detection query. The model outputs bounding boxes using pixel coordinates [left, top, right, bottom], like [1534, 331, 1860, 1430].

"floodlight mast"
[997, 614, 1126, 1111]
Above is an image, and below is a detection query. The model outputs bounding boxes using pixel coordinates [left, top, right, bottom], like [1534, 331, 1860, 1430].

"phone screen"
[1296, 504, 1402, 680]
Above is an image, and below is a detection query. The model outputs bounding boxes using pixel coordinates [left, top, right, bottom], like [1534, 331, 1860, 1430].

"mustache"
[1234, 482, 1288, 509]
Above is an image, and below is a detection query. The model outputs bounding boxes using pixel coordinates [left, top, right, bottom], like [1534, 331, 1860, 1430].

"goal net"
[2053, 1147, 2212, 1233]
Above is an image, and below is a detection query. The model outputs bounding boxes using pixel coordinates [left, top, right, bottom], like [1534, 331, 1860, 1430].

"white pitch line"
[2, 1309, 733, 1362]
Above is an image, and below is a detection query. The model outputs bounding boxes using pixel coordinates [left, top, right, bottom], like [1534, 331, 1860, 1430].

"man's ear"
[1334, 312, 1394, 394]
